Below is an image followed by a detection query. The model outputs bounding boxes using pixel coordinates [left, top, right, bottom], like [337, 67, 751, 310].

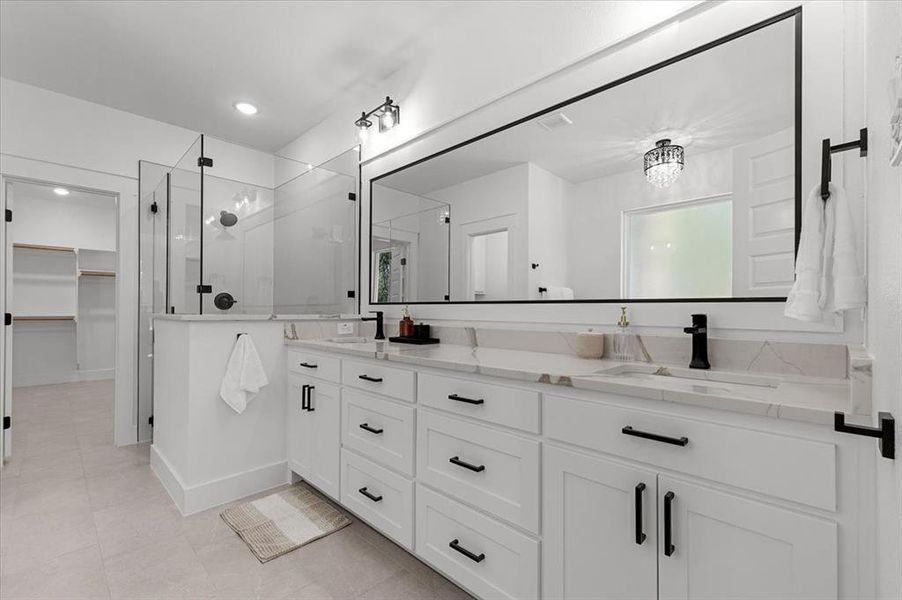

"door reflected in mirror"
[369, 11, 800, 304]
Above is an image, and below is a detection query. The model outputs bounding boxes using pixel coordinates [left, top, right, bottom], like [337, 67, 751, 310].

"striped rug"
[221, 483, 351, 562]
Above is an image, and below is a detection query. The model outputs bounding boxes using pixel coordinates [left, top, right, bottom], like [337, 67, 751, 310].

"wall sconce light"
[354, 96, 400, 143]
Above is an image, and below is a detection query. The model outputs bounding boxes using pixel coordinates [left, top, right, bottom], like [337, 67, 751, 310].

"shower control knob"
[214, 292, 237, 311]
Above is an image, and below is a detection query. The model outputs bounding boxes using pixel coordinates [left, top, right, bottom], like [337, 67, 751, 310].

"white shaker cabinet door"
[306, 380, 341, 500]
[543, 445, 658, 600]
[657, 477, 837, 600]
[286, 377, 314, 481]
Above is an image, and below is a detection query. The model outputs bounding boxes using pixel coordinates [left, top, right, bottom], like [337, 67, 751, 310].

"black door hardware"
[358, 374, 383, 383]
[448, 393, 484, 405]
[148, 415, 153, 427]
[150, 201, 158, 214]
[299, 362, 318, 369]
[358, 487, 383, 503]
[449, 456, 485, 473]
[835, 412, 895, 459]
[348, 192, 357, 201]
[301, 385, 309, 411]
[3, 416, 10, 430]
[663, 491, 675, 557]
[4, 313, 10, 326]
[306, 385, 315, 411]
[359, 423, 383, 435]
[622, 426, 689, 447]
[449, 539, 485, 563]
[5, 208, 12, 222]
[635, 482, 646, 545]
[197, 156, 213, 168]
[196, 284, 212, 294]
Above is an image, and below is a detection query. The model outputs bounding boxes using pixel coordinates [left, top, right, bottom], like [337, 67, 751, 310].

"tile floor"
[0, 381, 473, 599]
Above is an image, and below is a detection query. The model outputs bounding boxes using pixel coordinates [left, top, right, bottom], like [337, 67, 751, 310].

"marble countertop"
[154, 313, 363, 322]
[284, 338, 852, 426]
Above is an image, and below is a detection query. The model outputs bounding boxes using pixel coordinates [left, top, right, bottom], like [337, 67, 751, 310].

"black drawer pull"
[359, 423, 383, 435]
[664, 491, 675, 557]
[358, 374, 383, 383]
[635, 482, 646, 545]
[622, 426, 688, 447]
[449, 539, 484, 563]
[306, 385, 315, 411]
[358, 487, 383, 503]
[299, 362, 318, 369]
[448, 393, 484, 405]
[449, 456, 485, 473]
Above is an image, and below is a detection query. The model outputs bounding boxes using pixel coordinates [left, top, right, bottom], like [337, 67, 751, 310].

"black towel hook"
[821, 127, 868, 201]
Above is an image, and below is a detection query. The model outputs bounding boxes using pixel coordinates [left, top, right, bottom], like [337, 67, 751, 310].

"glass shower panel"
[168, 136, 202, 314]
[273, 152, 358, 315]
[199, 174, 274, 314]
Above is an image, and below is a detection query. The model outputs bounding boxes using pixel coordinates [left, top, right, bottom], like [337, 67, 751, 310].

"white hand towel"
[220, 334, 269, 414]
[785, 182, 865, 322]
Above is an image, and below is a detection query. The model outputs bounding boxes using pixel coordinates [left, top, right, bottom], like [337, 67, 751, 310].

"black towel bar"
[821, 128, 868, 201]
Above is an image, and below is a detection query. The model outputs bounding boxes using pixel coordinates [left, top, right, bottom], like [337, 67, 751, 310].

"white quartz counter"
[285, 338, 854, 426]
[153, 313, 363, 322]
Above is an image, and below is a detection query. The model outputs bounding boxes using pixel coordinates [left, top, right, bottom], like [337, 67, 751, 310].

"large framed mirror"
[370, 9, 800, 304]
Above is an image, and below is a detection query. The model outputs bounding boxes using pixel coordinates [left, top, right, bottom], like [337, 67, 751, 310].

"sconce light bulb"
[382, 110, 395, 129]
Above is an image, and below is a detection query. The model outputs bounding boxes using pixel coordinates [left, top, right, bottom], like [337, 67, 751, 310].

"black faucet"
[683, 314, 711, 370]
[361, 311, 385, 340]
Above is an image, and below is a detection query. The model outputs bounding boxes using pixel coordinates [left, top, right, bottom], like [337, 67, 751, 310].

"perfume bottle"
[612, 306, 635, 362]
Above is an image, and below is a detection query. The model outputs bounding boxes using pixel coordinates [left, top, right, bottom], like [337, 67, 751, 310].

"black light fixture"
[355, 96, 400, 143]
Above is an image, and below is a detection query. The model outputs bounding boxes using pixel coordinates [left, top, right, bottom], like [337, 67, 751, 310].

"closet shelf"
[13, 315, 76, 321]
[13, 243, 76, 253]
[79, 270, 116, 278]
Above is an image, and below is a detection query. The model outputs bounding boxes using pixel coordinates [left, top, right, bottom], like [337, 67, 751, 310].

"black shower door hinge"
[347, 290, 356, 298]
[4, 313, 10, 326]
[4, 208, 11, 222]
[197, 284, 212, 294]
[197, 156, 213, 168]
[3, 416, 10, 430]
[348, 192, 357, 201]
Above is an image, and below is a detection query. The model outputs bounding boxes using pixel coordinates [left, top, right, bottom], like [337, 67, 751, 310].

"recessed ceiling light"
[53, 187, 69, 196]
[233, 102, 258, 116]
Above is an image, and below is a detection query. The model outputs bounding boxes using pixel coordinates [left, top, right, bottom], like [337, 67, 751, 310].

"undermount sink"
[599, 364, 781, 390]
[324, 336, 371, 344]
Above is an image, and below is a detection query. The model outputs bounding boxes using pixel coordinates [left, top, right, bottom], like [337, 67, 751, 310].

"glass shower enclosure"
[137, 136, 359, 441]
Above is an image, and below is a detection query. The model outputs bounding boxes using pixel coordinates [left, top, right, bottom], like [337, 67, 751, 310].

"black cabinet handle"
[358, 374, 383, 383]
[358, 487, 382, 503]
[359, 423, 383, 435]
[306, 385, 315, 411]
[301, 385, 309, 411]
[635, 482, 646, 545]
[622, 426, 688, 447]
[448, 393, 484, 405]
[449, 539, 485, 563]
[664, 491, 675, 557]
[299, 362, 318, 369]
[449, 456, 485, 473]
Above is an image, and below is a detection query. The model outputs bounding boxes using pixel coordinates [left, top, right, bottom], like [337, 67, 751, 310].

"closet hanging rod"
[820, 127, 868, 201]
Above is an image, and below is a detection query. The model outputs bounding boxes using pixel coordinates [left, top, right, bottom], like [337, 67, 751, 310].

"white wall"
[863, 2, 902, 598]
[11, 193, 117, 251]
[0, 78, 277, 447]
[528, 164, 570, 299]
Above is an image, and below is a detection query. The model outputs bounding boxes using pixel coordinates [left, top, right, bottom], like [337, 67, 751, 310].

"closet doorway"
[2, 179, 118, 459]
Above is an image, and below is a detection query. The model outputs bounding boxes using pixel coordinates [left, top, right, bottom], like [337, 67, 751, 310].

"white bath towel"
[220, 334, 269, 414]
[785, 182, 866, 322]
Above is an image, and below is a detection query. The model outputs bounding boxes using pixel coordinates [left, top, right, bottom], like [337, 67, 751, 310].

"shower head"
[219, 211, 238, 227]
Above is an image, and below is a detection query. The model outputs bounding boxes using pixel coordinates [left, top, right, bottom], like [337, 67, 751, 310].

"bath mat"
[221, 483, 351, 562]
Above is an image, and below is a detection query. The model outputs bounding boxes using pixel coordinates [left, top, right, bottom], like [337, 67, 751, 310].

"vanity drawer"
[418, 372, 540, 433]
[416, 484, 539, 600]
[417, 410, 540, 533]
[286, 349, 341, 383]
[545, 393, 837, 511]
[341, 449, 414, 550]
[342, 389, 415, 476]
[342, 358, 415, 402]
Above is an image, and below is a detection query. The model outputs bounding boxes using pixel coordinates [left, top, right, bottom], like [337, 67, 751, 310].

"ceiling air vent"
[537, 112, 573, 131]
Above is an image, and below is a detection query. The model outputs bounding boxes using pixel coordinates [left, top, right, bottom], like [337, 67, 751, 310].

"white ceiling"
[0, 1, 462, 152]
[380, 16, 795, 195]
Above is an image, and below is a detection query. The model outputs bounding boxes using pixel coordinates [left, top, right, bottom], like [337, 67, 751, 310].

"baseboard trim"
[150, 445, 289, 516]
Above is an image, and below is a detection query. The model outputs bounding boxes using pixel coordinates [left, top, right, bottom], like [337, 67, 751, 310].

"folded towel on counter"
[543, 286, 574, 300]
[785, 182, 866, 322]
[220, 334, 269, 414]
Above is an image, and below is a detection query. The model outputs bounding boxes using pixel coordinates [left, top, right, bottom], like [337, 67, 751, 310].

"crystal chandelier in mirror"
[643, 139, 685, 188]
